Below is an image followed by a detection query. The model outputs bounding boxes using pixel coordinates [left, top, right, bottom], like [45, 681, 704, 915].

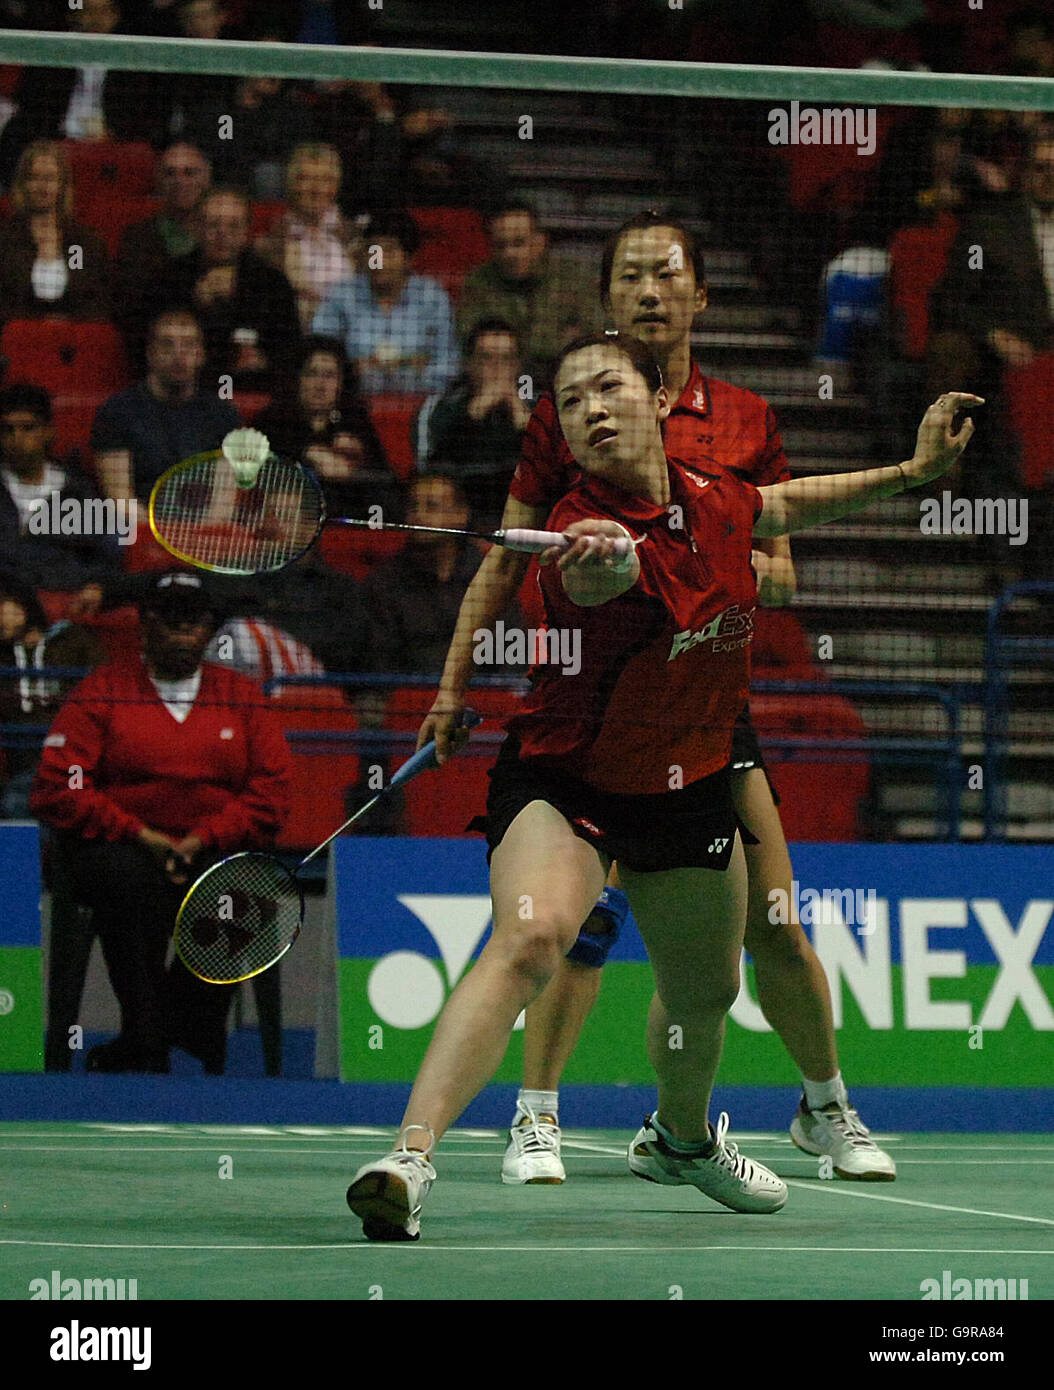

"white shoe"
[501, 1103, 566, 1184]
[346, 1137, 437, 1241]
[628, 1112, 787, 1213]
[790, 1097, 897, 1180]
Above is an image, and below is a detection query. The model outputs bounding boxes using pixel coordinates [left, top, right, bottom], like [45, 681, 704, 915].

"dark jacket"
[0, 461, 120, 589]
[0, 213, 111, 325]
[933, 195, 1054, 352]
[159, 247, 301, 392]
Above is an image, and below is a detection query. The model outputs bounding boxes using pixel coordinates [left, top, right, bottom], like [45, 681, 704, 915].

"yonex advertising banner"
[334, 839, 1053, 1087]
[0, 826, 44, 1073]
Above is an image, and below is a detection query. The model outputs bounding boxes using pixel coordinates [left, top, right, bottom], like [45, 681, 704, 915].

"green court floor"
[1, 1124, 1050, 1301]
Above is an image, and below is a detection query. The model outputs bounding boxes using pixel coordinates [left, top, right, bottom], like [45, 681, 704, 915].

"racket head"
[173, 851, 304, 983]
[148, 450, 326, 575]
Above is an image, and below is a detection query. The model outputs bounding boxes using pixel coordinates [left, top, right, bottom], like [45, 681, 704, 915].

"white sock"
[802, 1073, 849, 1110]
[517, 1088, 559, 1121]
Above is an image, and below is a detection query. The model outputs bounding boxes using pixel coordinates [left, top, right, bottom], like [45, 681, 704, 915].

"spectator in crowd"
[255, 144, 359, 331]
[172, 0, 232, 40]
[457, 203, 599, 389]
[930, 128, 1054, 384]
[254, 335, 401, 520]
[0, 141, 110, 325]
[415, 318, 531, 532]
[0, 571, 105, 818]
[180, 42, 318, 199]
[91, 307, 240, 502]
[161, 188, 301, 394]
[928, 127, 1054, 500]
[207, 552, 374, 679]
[313, 210, 459, 396]
[115, 141, 212, 362]
[0, 1, 164, 182]
[361, 472, 522, 676]
[0, 384, 120, 589]
[30, 570, 293, 1074]
[1002, 8, 1054, 78]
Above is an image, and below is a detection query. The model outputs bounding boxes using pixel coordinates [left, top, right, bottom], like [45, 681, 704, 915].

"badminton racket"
[173, 709, 482, 983]
[148, 435, 636, 576]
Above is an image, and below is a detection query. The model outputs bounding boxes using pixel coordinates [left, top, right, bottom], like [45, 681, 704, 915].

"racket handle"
[498, 528, 634, 558]
[389, 707, 482, 787]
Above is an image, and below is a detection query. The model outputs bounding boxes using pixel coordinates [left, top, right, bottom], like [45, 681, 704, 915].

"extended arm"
[754, 393, 981, 537]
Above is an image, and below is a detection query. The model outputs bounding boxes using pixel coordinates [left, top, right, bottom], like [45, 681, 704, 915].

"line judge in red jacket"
[31, 571, 294, 1075]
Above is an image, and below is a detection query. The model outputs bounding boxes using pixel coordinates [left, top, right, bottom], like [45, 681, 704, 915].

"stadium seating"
[1004, 354, 1054, 493]
[268, 683, 361, 850]
[81, 193, 162, 257]
[63, 140, 156, 223]
[749, 691, 870, 841]
[0, 319, 130, 467]
[365, 394, 427, 480]
[318, 526, 405, 580]
[408, 206, 489, 298]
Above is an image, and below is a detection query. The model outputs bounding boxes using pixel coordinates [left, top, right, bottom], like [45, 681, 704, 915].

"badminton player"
[422, 212, 890, 1187]
[346, 332, 979, 1240]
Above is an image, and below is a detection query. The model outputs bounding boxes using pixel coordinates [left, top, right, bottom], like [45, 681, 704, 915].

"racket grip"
[389, 708, 482, 787]
[500, 528, 634, 558]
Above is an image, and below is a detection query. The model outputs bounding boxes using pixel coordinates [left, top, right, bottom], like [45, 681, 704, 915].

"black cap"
[140, 571, 219, 624]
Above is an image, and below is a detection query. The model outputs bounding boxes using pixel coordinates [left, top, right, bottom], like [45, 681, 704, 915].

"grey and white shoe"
[629, 1112, 787, 1213]
[346, 1134, 437, 1241]
[501, 1103, 565, 1184]
[790, 1097, 896, 1181]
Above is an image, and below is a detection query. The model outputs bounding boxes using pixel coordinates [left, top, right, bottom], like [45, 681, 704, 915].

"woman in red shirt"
[346, 334, 980, 1240]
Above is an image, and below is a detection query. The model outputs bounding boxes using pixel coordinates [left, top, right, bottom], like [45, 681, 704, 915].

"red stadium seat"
[81, 193, 162, 257]
[233, 391, 273, 425]
[268, 683, 361, 850]
[250, 201, 287, 240]
[63, 140, 156, 221]
[366, 394, 427, 480]
[385, 684, 522, 836]
[748, 692, 869, 841]
[408, 207, 489, 298]
[318, 526, 404, 580]
[1004, 353, 1054, 493]
[888, 213, 959, 362]
[0, 319, 130, 466]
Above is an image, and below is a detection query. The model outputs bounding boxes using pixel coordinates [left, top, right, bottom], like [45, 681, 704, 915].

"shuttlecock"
[221, 428, 271, 487]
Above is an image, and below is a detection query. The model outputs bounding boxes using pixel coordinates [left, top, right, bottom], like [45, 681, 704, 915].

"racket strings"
[174, 852, 303, 983]
[151, 454, 324, 574]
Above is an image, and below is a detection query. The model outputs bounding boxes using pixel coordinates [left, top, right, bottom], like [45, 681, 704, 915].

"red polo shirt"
[507, 457, 762, 794]
[510, 361, 790, 509]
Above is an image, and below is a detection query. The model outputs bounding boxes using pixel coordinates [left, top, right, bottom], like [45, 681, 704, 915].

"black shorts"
[469, 735, 757, 873]
[730, 703, 781, 806]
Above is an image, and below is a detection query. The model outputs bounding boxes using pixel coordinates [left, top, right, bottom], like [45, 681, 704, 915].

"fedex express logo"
[669, 604, 755, 661]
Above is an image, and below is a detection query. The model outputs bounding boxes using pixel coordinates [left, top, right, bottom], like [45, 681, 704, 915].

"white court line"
[783, 1179, 1054, 1226]
[4, 1143, 1054, 1167]
[1, 1238, 1052, 1254]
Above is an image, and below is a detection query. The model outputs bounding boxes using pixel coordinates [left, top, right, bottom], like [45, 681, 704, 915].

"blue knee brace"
[565, 886, 629, 968]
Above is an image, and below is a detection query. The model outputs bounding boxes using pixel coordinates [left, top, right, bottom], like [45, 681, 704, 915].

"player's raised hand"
[903, 393, 985, 487]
